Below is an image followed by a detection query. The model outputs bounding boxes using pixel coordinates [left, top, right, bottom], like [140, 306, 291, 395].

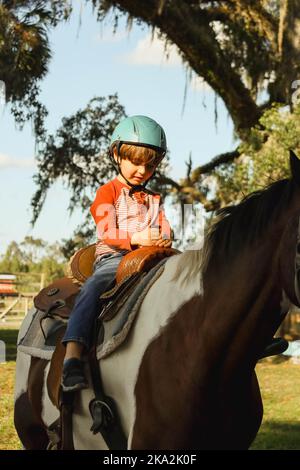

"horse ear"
[290, 150, 300, 186]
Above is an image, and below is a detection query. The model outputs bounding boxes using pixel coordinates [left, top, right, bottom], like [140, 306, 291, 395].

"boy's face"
[114, 150, 157, 185]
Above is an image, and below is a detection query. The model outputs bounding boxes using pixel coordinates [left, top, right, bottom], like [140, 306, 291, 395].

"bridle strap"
[294, 215, 300, 305]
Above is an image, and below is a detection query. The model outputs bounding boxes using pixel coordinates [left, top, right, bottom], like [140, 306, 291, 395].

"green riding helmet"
[110, 115, 167, 155]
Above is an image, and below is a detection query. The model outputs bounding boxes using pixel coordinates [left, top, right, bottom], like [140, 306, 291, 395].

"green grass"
[0, 362, 21, 450]
[251, 360, 300, 449]
[0, 329, 20, 449]
[1, 326, 300, 449]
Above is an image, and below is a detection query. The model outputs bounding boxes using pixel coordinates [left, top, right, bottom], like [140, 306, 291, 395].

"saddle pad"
[18, 309, 66, 360]
[96, 258, 167, 360]
[18, 259, 167, 361]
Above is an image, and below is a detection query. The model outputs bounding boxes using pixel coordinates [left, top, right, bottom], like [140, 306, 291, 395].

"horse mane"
[203, 178, 294, 269]
[170, 249, 203, 286]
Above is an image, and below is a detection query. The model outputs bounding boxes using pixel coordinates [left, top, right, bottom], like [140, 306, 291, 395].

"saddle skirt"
[18, 246, 179, 410]
[18, 258, 168, 361]
[96, 257, 167, 359]
[18, 259, 167, 409]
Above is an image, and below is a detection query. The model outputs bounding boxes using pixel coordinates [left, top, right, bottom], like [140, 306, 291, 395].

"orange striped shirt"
[90, 177, 171, 260]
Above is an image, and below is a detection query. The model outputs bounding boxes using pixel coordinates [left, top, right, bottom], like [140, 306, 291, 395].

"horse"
[14, 150, 300, 450]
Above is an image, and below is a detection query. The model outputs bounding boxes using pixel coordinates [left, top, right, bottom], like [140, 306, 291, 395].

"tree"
[212, 103, 300, 206]
[0, 0, 71, 136]
[87, 0, 300, 208]
[20, 236, 46, 264]
[31, 93, 172, 234]
[60, 224, 94, 260]
[0, 237, 66, 283]
[31, 93, 126, 226]
[3, 1, 300, 158]
[90, 1, 300, 135]
[0, 241, 27, 272]
[3, 0, 300, 231]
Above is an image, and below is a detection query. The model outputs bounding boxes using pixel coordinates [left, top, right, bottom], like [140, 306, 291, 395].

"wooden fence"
[0, 294, 36, 324]
[0, 272, 45, 325]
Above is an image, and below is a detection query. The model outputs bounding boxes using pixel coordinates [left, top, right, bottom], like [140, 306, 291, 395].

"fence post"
[0, 296, 21, 321]
[24, 297, 29, 317]
[40, 273, 45, 290]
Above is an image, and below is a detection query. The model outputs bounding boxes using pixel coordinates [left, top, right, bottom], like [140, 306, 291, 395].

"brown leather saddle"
[67, 243, 180, 285]
[34, 245, 180, 409]
[35, 245, 180, 320]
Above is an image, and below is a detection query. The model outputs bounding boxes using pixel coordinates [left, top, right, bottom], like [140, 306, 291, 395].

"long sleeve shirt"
[90, 177, 171, 261]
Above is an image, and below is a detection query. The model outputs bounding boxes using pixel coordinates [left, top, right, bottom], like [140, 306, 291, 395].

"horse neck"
[201, 219, 291, 373]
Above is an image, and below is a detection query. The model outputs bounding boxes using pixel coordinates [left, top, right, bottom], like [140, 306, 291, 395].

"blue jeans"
[62, 252, 125, 350]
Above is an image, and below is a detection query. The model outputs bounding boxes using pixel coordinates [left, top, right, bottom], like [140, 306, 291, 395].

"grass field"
[251, 360, 300, 449]
[1, 327, 300, 450]
[0, 328, 20, 450]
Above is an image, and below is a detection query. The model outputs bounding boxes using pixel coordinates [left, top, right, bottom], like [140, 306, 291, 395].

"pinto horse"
[14, 151, 300, 449]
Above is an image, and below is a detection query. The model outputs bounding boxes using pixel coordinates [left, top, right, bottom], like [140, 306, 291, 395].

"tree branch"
[191, 148, 240, 179]
[267, 0, 300, 105]
[101, 0, 262, 136]
[225, 0, 278, 46]
[154, 174, 181, 191]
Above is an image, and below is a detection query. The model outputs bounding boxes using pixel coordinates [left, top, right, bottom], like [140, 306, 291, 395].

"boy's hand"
[131, 228, 172, 248]
[154, 236, 172, 248]
[131, 227, 160, 247]
[154, 227, 173, 248]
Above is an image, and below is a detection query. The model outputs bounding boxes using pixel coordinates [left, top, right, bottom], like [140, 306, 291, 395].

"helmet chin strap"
[117, 161, 156, 196]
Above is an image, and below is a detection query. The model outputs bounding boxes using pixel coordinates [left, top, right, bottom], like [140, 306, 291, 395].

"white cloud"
[121, 31, 212, 93]
[0, 153, 35, 169]
[121, 31, 182, 67]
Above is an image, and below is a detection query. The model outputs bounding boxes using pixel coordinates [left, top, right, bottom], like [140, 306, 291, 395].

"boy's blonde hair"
[118, 143, 163, 166]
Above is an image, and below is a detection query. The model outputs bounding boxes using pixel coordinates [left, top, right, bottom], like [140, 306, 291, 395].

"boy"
[61, 115, 172, 391]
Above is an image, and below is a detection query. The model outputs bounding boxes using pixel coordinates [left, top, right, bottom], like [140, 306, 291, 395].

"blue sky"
[0, 2, 235, 255]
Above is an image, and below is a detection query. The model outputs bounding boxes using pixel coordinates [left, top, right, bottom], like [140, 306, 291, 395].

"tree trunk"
[104, 0, 262, 137]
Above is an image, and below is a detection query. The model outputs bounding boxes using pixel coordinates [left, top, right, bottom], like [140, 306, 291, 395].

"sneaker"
[61, 358, 88, 392]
